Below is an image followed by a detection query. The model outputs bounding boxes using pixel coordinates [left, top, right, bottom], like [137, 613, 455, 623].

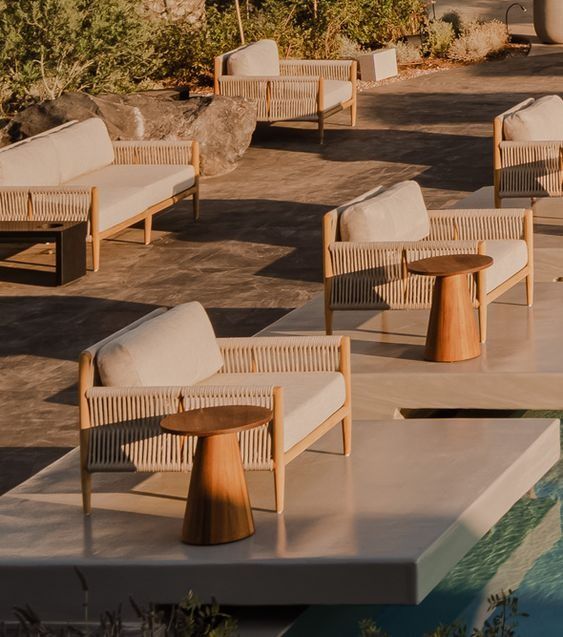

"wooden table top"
[407, 254, 493, 277]
[160, 405, 273, 437]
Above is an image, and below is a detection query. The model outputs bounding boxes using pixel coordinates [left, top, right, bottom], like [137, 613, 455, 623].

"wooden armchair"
[494, 95, 563, 209]
[323, 183, 534, 343]
[214, 40, 357, 143]
[79, 302, 352, 515]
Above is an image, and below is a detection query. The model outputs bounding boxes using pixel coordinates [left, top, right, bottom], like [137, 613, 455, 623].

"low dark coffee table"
[0, 221, 87, 285]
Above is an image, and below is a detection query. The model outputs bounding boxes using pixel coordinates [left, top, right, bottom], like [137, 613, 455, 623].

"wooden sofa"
[79, 302, 352, 515]
[494, 94, 563, 210]
[0, 118, 200, 271]
[214, 39, 357, 144]
[323, 181, 534, 343]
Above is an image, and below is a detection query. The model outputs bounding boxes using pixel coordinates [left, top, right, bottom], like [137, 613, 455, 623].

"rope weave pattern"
[112, 141, 193, 166]
[218, 336, 342, 373]
[85, 385, 275, 472]
[0, 187, 91, 222]
[499, 141, 563, 197]
[428, 209, 525, 241]
[280, 60, 352, 81]
[329, 241, 479, 309]
[219, 76, 319, 121]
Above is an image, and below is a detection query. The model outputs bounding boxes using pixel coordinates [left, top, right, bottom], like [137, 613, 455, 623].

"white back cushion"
[227, 40, 280, 76]
[0, 136, 60, 186]
[340, 181, 430, 242]
[97, 302, 224, 387]
[50, 118, 114, 182]
[503, 95, 563, 141]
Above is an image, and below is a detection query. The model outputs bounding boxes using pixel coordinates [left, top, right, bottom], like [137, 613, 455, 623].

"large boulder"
[140, 0, 205, 22]
[1, 91, 257, 177]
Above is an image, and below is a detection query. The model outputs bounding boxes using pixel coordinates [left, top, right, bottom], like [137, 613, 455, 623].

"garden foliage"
[0, 0, 509, 116]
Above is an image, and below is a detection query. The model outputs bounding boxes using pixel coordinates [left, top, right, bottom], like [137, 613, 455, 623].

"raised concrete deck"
[261, 282, 563, 419]
[0, 418, 558, 621]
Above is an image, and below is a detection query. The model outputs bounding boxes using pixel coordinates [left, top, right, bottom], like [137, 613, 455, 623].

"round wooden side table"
[161, 405, 273, 545]
[407, 254, 493, 362]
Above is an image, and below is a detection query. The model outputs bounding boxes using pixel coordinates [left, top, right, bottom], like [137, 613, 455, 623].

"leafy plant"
[0, 0, 157, 113]
[359, 590, 528, 637]
[424, 19, 455, 58]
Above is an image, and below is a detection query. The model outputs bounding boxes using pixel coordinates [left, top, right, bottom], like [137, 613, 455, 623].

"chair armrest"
[0, 186, 92, 222]
[497, 140, 563, 197]
[280, 59, 355, 82]
[112, 140, 199, 173]
[217, 336, 347, 373]
[428, 208, 529, 241]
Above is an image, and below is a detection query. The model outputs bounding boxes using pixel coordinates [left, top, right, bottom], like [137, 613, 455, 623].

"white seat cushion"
[198, 372, 346, 452]
[503, 95, 563, 141]
[67, 164, 196, 232]
[323, 80, 353, 110]
[67, 164, 195, 201]
[340, 180, 430, 242]
[49, 118, 115, 182]
[483, 240, 528, 293]
[0, 136, 60, 186]
[227, 40, 280, 76]
[97, 302, 224, 387]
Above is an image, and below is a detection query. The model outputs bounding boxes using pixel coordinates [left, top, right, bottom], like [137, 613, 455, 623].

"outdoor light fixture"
[505, 2, 527, 35]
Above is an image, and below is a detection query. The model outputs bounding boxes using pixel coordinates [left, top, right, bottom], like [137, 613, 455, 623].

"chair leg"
[478, 300, 487, 344]
[342, 414, 352, 456]
[274, 463, 285, 514]
[350, 100, 357, 127]
[526, 274, 534, 307]
[318, 114, 325, 145]
[144, 215, 152, 245]
[92, 236, 100, 272]
[81, 470, 92, 515]
[325, 307, 333, 335]
[193, 191, 200, 222]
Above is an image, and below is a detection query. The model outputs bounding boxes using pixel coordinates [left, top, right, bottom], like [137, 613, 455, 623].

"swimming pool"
[287, 419, 563, 636]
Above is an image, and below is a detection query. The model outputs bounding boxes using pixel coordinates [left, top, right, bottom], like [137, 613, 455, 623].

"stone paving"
[2, 50, 563, 492]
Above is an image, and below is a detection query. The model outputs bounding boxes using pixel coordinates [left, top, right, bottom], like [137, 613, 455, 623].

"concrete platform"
[262, 283, 563, 419]
[0, 418, 558, 620]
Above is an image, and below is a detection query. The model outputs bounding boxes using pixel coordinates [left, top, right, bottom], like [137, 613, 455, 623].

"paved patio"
[3, 50, 563, 491]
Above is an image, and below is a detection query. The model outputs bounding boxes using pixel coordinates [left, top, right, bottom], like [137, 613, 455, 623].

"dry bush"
[448, 19, 508, 62]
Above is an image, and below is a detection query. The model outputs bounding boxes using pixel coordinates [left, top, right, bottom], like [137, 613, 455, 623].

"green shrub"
[0, 0, 156, 113]
[393, 40, 423, 65]
[424, 19, 455, 57]
[448, 19, 508, 62]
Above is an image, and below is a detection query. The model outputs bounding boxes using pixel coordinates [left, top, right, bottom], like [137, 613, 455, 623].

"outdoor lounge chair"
[79, 301, 352, 515]
[494, 94, 563, 209]
[323, 181, 534, 343]
[214, 39, 357, 143]
[0, 118, 200, 271]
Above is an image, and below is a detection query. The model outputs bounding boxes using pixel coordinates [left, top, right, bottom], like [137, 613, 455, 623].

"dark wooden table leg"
[56, 223, 86, 285]
[425, 273, 481, 362]
[182, 432, 255, 545]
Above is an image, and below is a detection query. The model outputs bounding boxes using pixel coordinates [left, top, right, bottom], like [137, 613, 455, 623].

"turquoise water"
[287, 419, 563, 636]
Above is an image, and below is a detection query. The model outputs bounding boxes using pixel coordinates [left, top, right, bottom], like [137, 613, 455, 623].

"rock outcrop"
[2, 91, 257, 177]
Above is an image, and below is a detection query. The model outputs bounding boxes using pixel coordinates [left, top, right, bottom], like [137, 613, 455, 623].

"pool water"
[287, 417, 563, 636]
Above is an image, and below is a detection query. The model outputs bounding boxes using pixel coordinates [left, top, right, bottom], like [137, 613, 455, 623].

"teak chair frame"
[214, 48, 357, 144]
[322, 187, 534, 343]
[494, 99, 563, 220]
[78, 314, 352, 516]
